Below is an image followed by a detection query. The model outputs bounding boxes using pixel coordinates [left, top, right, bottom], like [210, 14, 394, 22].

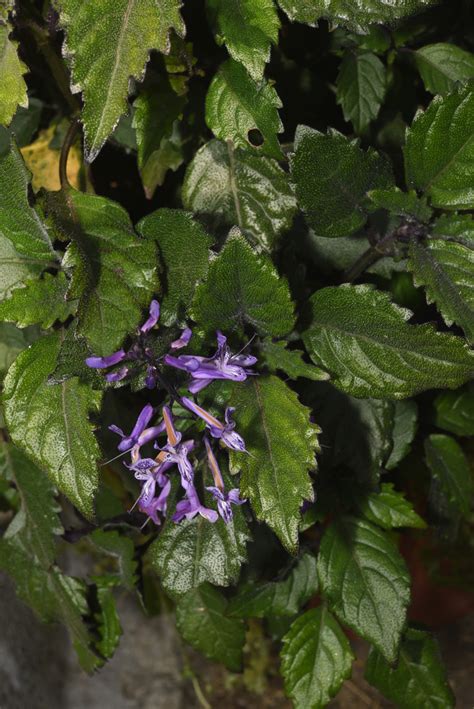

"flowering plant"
[0, 0, 473, 706]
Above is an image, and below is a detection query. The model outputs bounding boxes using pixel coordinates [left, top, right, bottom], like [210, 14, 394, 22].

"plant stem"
[342, 229, 400, 283]
[59, 118, 80, 190]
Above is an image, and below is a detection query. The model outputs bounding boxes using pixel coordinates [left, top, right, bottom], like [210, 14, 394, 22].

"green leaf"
[3, 332, 102, 519]
[367, 187, 432, 222]
[228, 552, 318, 618]
[192, 232, 295, 337]
[281, 606, 354, 709]
[424, 433, 473, 520]
[148, 504, 251, 598]
[296, 0, 437, 32]
[405, 86, 474, 209]
[182, 139, 296, 251]
[290, 126, 393, 237]
[133, 78, 186, 198]
[207, 0, 279, 81]
[313, 382, 394, 483]
[0, 272, 77, 328]
[230, 376, 320, 553]
[136, 208, 212, 325]
[355, 483, 426, 530]
[176, 583, 245, 671]
[90, 529, 138, 591]
[434, 387, 474, 437]
[408, 235, 474, 344]
[336, 51, 386, 134]
[0, 23, 28, 126]
[93, 576, 122, 661]
[261, 339, 329, 381]
[386, 400, 418, 470]
[303, 284, 474, 399]
[0, 127, 55, 300]
[415, 43, 474, 96]
[432, 212, 474, 246]
[206, 59, 283, 160]
[317, 516, 410, 662]
[276, 0, 317, 24]
[60, 189, 158, 355]
[56, 0, 185, 161]
[365, 628, 455, 709]
[0, 323, 39, 380]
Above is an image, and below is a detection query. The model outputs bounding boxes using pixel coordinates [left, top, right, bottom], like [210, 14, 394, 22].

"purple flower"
[171, 328, 192, 350]
[138, 476, 171, 526]
[181, 398, 246, 452]
[86, 349, 127, 369]
[172, 482, 218, 523]
[140, 299, 160, 334]
[164, 331, 256, 393]
[204, 437, 245, 523]
[109, 404, 164, 456]
[154, 406, 195, 484]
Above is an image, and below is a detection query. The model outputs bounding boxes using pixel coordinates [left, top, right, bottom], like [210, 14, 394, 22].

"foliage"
[0, 0, 472, 705]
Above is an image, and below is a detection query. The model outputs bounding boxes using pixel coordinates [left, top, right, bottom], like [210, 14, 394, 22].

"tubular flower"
[181, 397, 246, 452]
[154, 406, 195, 485]
[204, 437, 245, 523]
[109, 404, 165, 458]
[172, 481, 218, 523]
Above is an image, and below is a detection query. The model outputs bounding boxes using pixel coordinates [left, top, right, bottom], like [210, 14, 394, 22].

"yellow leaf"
[20, 125, 81, 191]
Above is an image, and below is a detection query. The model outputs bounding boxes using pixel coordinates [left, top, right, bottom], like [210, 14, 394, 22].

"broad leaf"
[192, 232, 295, 336]
[228, 552, 318, 618]
[0, 23, 28, 126]
[137, 208, 212, 325]
[206, 59, 283, 160]
[355, 483, 426, 530]
[434, 387, 474, 437]
[207, 0, 279, 81]
[148, 504, 251, 598]
[56, 0, 185, 161]
[336, 51, 386, 134]
[415, 43, 474, 96]
[405, 86, 474, 209]
[176, 583, 245, 671]
[59, 189, 158, 355]
[303, 285, 474, 399]
[281, 606, 354, 709]
[90, 529, 138, 591]
[0, 128, 55, 300]
[424, 433, 473, 520]
[408, 235, 474, 344]
[0, 272, 77, 328]
[365, 628, 455, 708]
[0, 323, 39, 380]
[290, 126, 393, 237]
[386, 400, 418, 470]
[367, 187, 432, 222]
[3, 332, 102, 519]
[298, 0, 437, 32]
[317, 515, 410, 662]
[261, 339, 329, 381]
[230, 376, 320, 553]
[182, 139, 296, 251]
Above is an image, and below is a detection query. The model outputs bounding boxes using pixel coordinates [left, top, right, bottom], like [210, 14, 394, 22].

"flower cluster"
[86, 300, 255, 527]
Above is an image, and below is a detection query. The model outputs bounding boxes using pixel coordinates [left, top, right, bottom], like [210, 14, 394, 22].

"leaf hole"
[247, 129, 264, 148]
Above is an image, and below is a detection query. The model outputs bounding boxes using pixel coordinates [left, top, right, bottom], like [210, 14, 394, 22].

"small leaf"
[261, 339, 329, 381]
[424, 433, 473, 520]
[336, 51, 386, 134]
[303, 284, 474, 399]
[56, 0, 185, 161]
[207, 0, 279, 81]
[59, 189, 158, 355]
[3, 332, 102, 519]
[176, 583, 245, 671]
[148, 504, 251, 598]
[0, 127, 55, 300]
[415, 43, 474, 96]
[230, 376, 320, 553]
[93, 576, 123, 661]
[182, 139, 296, 251]
[290, 126, 393, 237]
[228, 552, 318, 618]
[434, 387, 474, 437]
[355, 483, 426, 530]
[192, 231, 295, 337]
[206, 59, 283, 160]
[281, 606, 354, 709]
[317, 515, 410, 662]
[408, 235, 474, 344]
[90, 529, 138, 591]
[137, 208, 212, 325]
[365, 628, 455, 709]
[405, 86, 474, 209]
[386, 400, 418, 470]
[0, 272, 77, 328]
[0, 23, 28, 126]
[298, 0, 437, 32]
[276, 0, 316, 24]
[367, 187, 432, 222]
[0, 323, 39, 380]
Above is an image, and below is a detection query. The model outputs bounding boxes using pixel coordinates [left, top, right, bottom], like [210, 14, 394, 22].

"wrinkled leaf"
[336, 51, 386, 134]
[434, 387, 474, 437]
[425, 433, 473, 520]
[367, 187, 432, 222]
[261, 339, 329, 381]
[386, 400, 418, 470]
[0, 272, 77, 328]
[0, 23, 28, 126]
[415, 43, 474, 96]
[303, 0, 437, 32]
[355, 483, 426, 530]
